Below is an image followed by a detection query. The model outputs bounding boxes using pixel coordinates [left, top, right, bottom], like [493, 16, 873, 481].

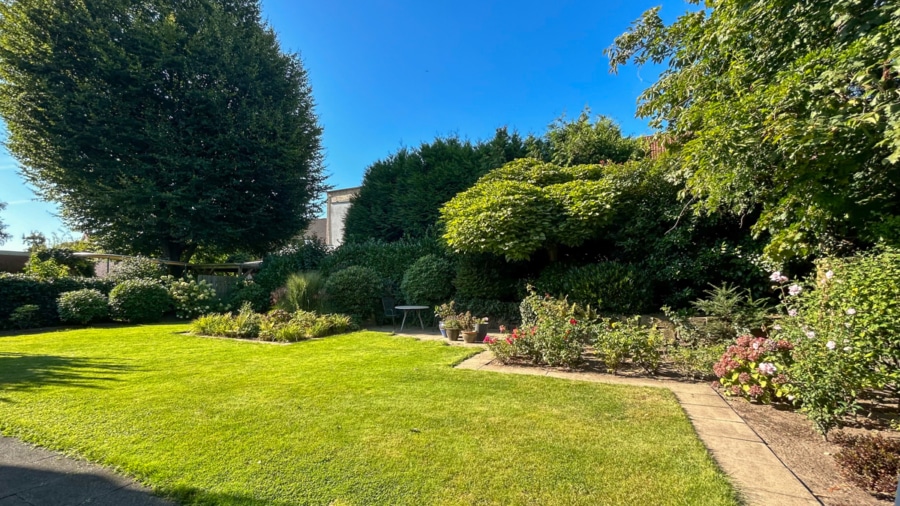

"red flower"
[569, 318, 577, 325]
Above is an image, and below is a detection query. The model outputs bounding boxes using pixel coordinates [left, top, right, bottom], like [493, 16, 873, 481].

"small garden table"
[394, 305, 429, 331]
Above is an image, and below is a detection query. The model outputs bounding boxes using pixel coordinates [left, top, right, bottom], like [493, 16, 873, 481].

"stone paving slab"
[0, 437, 173, 506]
[455, 350, 822, 506]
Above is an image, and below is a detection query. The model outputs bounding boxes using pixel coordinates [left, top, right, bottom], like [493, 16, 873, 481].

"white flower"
[825, 270, 834, 279]
[806, 330, 816, 339]
[758, 362, 777, 375]
[826, 340, 836, 350]
[843, 346, 852, 352]
[788, 284, 802, 296]
[788, 309, 798, 317]
[769, 271, 788, 283]
[773, 324, 782, 331]
[845, 308, 856, 315]
[787, 395, 795, 401]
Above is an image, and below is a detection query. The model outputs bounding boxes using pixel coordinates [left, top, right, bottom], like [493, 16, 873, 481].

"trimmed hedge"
[254, 239, 329, 294]
[57, 289, 109, 325]
[323, 266, 381, 321]
[0, 274, 115, 329]
[400, 254, 454, 307]
[535, 261, 653, 314]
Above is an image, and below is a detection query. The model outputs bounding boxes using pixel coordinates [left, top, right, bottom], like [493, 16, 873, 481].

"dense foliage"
[400, 254, 455, 308]
[343, 130, 528, 243]
[0, 202, 9, 245]
[254, 239, 328, 294]
[608, 0, 900, 261]
[323, 266, 382, 320]
[441, 159, 616, 261]
[0, 0, 324, 261]
[57, 289, 109, 325]
[319, 237, 443, 297]
[107, 257, 167, 283]
[167, 278, 219, 319]
[536, 261, 652, 314]
[272, 272, 325, 313]
[525, 109, 644, 166]
[109, 279, 170, 323]
[832, 432, 900, 498]
[0, 274, 115, 329]
[23, 253, 71, 280]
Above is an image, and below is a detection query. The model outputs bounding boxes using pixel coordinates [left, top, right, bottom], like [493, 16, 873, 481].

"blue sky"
[0, 0, 686, 251]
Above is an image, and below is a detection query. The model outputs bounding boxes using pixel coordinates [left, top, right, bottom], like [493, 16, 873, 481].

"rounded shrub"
[109, 279, 170, 323]
[400, 254, 454, 307]
[168, 278, 218, 319]
[107, 256, 167, 283]
[323, 266, 381, 320]
[57, 289, 108, 324]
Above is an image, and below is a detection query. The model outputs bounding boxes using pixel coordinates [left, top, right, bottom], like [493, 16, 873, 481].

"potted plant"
[474, 316, 489, 342]
[458, 311, 479, 343]
[443, 315, 462, 341]
[434, 301, 457, 339]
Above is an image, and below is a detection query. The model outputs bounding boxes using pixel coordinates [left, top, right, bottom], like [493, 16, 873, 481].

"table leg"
[417, 310, 425, 330]
[399, 310, 408, 332]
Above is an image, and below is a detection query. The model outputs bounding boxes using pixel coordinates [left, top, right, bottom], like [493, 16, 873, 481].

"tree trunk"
[547, 244, 559, 263]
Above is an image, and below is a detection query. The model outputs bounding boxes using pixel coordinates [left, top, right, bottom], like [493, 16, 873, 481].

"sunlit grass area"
[0, 325, 737, 505]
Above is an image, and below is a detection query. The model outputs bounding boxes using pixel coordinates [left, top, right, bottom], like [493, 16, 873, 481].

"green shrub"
[254, 239, 329, 294]
[192, 305, 353, 342]
[35, 247, 95, 277]
[690, 283, 769, 342]
[107, 256, 167, 282]
[225, 279, 270, 312]
[591, 317, 667, 374]
[453, 253, 523, 301]
[168, 278, 219, 319]
[667, 344, 726, 380]
[400, 254, 454, 307]
[323, 266, 381, 320]
[57, 289, 108, 324]
[770, 248, 900, 435]
[9, 304, 41, 329]
[535, 261, 653, 314]
[320, 237, 444, 296]
[23, 253, 71, 280]
[109, 279, 170, 323]
[831, 432, 900, 498]
[0, 274, 115, 329]
[273, 272, 325, 312]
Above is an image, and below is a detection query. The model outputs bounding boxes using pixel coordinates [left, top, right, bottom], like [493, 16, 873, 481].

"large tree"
[343, 129, 528, 243]
[0, 0, 324, 261]
[607, 0, 900, 262]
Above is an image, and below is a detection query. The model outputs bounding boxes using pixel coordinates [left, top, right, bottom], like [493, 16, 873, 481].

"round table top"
[394, 305, 429, 310]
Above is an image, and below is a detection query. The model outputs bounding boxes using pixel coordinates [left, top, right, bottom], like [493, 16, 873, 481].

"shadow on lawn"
[0, 353, 137, 401]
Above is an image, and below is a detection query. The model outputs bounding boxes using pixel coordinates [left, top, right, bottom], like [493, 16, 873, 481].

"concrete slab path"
[456, 351, 822, 506]
[0, 436, 172, 506]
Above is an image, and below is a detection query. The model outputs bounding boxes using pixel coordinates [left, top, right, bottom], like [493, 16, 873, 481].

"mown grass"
[0, 325, 738, 505]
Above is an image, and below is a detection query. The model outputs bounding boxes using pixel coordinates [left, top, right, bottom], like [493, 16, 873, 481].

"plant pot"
[461, 331, 478, 343]
[474, 323, 488, 342]
[447, 329, 460, 341]
[439, 320, 447, 338]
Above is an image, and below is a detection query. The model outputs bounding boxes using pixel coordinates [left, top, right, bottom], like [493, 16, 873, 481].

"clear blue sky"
[0, 0, 686, 251]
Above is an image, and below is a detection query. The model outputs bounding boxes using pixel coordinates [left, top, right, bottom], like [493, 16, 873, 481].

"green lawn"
[0, 325, 738, 505]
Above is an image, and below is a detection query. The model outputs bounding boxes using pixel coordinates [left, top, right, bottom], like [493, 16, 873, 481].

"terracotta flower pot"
[462, 331, 478, 343]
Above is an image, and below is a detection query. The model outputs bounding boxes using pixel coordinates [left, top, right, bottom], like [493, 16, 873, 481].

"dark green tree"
[0, 0, 324, 261]
[607, 1, 900, 261]
[343, 129, 528, 243]
[0, 202, 10, 245]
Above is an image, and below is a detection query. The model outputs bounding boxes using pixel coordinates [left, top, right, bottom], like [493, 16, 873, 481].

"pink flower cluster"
[714, 336, 793, 377]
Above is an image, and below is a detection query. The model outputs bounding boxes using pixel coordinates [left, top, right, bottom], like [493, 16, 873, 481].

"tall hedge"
[0, 274, 115, 328]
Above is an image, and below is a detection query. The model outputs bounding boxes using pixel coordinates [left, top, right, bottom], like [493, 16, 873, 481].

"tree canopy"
[343, 129, 529, 243]
[607, 0, 900, 261]
[440, 159, 617, 262]
[525, 109, 645, 166]
[0, 0, 324, 261]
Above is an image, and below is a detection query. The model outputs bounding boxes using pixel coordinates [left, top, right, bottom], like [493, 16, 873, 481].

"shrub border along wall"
[0, 274, 116, 329]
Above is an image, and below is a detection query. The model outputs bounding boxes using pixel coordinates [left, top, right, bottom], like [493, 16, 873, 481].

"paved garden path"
[0, 436, 172, 506]
[456, 349, 823, 506]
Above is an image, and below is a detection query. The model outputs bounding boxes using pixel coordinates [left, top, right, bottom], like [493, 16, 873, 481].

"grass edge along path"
[0, 325, 739, 505]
